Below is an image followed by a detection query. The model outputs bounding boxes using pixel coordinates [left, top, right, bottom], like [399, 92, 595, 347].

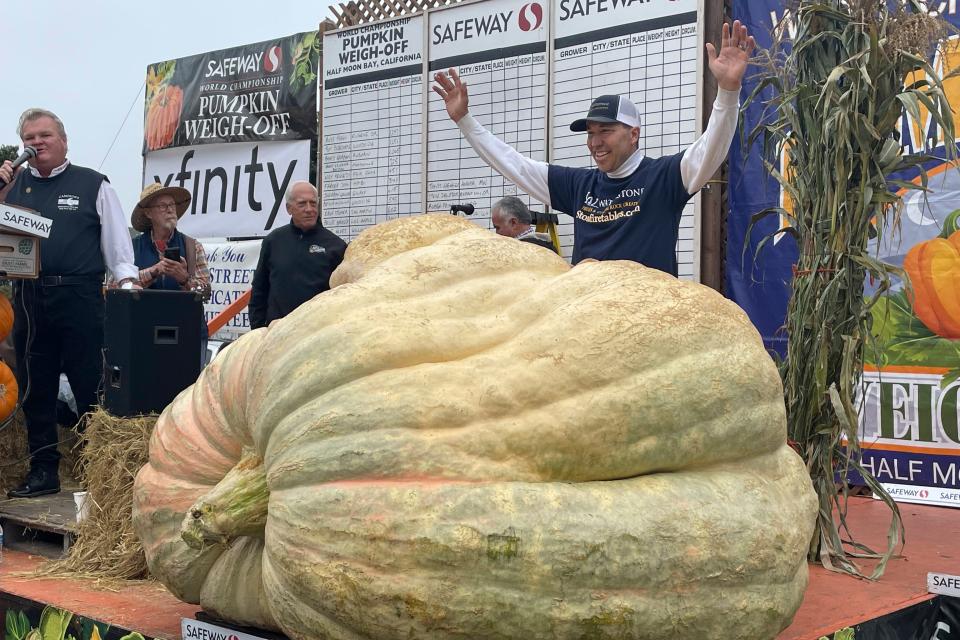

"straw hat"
[131, 182, 191, 232]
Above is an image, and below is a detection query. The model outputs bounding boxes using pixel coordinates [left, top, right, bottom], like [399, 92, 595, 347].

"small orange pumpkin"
[0, 295, 13, 343]
[904, 230, 960, 339]
[0, 362, 18, 422]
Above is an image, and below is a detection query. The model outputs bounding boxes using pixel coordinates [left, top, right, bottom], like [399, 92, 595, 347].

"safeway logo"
[920, 489, 929, 498]
[518, 3, 543, 31]
[264, 45, 283, 72]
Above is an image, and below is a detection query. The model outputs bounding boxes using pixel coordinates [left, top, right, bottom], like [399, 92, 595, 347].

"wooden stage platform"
[0, 496, 954, 640]
[779, 496, 958, 638]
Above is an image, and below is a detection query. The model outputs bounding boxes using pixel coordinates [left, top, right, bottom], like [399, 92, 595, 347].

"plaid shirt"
[133, 233, 212, 302]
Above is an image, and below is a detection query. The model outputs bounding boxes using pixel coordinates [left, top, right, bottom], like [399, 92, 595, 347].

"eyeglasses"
[149, 202, 179, 212]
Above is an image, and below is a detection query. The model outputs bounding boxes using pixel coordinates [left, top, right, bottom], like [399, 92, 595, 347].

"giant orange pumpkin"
[904, 230, 960, 339]
[133, 215, 818, 640]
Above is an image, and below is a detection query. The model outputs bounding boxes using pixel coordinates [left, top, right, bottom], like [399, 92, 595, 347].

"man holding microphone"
[0, 108, 139, 498]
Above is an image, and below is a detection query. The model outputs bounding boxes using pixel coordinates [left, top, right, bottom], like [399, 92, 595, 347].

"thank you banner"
[203, 239, 262, 341]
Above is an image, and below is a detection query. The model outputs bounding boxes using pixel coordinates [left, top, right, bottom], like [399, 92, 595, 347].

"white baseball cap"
[570, 95, 641, 131]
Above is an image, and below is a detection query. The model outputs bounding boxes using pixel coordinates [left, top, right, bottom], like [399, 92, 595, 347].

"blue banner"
[729, 2, 960, 505]
[727, 1, 796, 357]
[728, 2, 960, 356]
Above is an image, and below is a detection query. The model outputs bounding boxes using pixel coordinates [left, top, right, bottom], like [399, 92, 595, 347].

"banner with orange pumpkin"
[731, 1, 960, 507]
[143, 31, 319, 152]
[853, 36, 960, 508]
[857, 164, 960, 509]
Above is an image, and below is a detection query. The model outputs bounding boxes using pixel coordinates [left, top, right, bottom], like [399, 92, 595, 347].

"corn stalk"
[743, 0, 956, 579]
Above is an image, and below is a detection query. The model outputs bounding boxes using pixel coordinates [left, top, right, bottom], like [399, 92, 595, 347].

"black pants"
[13, 278, 104, 474]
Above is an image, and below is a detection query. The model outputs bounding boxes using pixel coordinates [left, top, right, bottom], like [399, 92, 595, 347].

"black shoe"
[7, 469, 60, 498]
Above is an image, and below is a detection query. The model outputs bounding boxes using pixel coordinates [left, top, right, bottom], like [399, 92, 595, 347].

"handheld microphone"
[450, 203, 475, 216]
[0, 146, 37, 189]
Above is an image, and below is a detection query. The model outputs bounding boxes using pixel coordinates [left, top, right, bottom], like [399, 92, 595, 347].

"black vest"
[133, 230, 188, 292]
[6, 164, 107, 276]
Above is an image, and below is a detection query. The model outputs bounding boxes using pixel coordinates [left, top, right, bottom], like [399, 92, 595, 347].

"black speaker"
[104, 289, 203, 416]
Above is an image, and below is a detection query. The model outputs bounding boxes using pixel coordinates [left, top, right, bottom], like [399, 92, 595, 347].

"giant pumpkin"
[133, 214, 817, 640]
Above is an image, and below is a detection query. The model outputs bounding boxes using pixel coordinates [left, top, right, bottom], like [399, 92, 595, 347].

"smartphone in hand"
[163, 246, 181, 262]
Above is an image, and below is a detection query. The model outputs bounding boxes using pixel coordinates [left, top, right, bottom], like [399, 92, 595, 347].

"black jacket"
[521, 234, 559, 253]
[249, 223, 347, 329]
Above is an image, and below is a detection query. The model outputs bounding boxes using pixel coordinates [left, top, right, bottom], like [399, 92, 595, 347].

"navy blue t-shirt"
[548, 152, 691, 275]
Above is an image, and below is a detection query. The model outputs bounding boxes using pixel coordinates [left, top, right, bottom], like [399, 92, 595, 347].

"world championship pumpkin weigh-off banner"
[143, 31, 318, 151]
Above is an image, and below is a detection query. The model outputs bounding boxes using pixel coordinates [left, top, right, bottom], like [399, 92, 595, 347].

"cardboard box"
[0, 233, 39, 278]
[0, 202, 51, 279]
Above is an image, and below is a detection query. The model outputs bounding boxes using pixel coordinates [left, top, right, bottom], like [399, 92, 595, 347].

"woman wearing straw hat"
[129, 182, 212, 364]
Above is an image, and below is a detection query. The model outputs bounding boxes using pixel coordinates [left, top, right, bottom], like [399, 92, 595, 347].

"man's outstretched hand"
[706, 19, 755, 92]
[432, 68, 469, 123]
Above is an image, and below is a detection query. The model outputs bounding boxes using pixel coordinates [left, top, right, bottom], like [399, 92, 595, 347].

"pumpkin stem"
[180, 448, 268, 549]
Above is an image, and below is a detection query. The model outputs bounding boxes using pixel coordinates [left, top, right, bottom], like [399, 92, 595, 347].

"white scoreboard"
[322, 0, 702, 279]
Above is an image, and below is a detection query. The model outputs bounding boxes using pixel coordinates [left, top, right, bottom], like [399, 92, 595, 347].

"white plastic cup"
[73, 491, 90, 523]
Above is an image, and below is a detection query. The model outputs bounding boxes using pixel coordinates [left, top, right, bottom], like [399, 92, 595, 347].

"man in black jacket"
[249, 181, 346, 329]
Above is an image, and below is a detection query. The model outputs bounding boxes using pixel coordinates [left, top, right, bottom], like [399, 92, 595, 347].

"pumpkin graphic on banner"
[144, 61, 184, 151]
[855, 34, 960, 508]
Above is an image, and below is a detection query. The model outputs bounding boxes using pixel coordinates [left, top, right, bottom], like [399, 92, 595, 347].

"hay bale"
[38, 407, 157, 580]
[0, 411, 81, 492]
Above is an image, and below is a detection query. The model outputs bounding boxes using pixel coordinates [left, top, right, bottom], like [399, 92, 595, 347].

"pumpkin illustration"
[0, 361, 18, 422]
[904, 229, 960, 339]
[0, 295, 13, 343]
[145, 84, 183, 151]
[132, 215, 817, 640]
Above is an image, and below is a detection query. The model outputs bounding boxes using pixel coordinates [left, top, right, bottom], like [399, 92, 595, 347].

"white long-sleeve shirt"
[25, 160, 139, 281]
[455, 87, 741, 205]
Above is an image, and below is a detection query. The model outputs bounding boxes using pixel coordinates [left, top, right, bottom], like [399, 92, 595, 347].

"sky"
[1, 0, 326, 215]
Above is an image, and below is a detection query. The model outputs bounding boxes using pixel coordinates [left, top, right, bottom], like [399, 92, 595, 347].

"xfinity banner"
[143, 31, 319, 152]
[143, 140, 309, 238]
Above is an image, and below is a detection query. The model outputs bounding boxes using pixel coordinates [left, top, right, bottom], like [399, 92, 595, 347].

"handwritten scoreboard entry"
[321, 0, 703, 278]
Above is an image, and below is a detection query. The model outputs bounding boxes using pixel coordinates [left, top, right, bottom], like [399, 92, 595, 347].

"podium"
[103, 289, 203, 416]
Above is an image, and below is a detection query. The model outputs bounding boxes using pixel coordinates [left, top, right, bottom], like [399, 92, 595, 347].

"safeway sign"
[182, 618, 270, 640]
[928, 572, 960, 598]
